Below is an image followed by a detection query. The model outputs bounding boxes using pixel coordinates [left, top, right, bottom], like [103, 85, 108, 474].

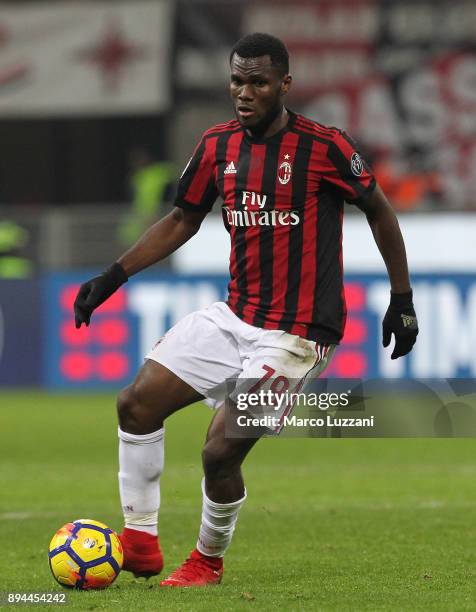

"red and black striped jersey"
[174, 110, 376, 344]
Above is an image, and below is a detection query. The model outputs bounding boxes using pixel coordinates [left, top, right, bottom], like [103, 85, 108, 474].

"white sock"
[196, 478, 247, 558]
[118, 427, 164, 536]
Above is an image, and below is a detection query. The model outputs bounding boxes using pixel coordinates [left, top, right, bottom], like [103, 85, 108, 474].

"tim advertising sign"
[43, 273, 476, 389]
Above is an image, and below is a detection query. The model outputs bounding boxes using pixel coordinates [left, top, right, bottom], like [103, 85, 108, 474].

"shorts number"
[249, 364, 276, 393]
[249, 364, 303, 395]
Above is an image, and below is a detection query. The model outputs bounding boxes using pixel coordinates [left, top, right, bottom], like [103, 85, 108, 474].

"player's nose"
[238, 84, 254, 101]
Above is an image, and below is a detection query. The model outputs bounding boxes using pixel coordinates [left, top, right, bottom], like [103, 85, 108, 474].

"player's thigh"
[243, 331, 323, 386]
[234, 333, 335, 432]
[146, 302, 243, 403]
[118, 359, 204, 432]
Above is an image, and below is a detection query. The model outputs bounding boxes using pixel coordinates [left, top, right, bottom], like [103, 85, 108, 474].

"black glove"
[382, 290, 418, 360]
[74, 262, 128, 328]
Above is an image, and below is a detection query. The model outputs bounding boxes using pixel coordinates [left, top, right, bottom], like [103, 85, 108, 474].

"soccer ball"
[48, 519, 123, 590]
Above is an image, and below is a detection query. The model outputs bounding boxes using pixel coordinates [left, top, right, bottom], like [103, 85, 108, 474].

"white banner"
[173, 214, 476, 273]
[0, 1, 173, 116]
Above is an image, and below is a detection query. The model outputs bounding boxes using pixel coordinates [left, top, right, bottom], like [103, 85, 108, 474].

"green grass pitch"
[1, 391, 475, 611]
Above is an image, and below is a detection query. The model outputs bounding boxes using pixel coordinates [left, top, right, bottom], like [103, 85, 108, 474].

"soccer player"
[74, 33, 418, 587]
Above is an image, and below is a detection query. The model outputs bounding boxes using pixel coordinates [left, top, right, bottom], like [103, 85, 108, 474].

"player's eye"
[231, 76, 243, 86]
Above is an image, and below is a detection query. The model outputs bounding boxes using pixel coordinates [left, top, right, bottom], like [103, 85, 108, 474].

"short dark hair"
[229, 33, 289, 76]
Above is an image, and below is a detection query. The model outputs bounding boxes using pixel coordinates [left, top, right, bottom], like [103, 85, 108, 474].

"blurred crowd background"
[0, 0, 475, 388]
[1, 0, 475, 272]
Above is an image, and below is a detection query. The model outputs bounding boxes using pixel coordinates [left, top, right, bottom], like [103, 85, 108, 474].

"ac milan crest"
[278, 160, 292, 185]
[350, 152, 364, 177]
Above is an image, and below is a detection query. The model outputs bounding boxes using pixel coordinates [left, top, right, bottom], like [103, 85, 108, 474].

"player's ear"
[281, 74, 292, 95]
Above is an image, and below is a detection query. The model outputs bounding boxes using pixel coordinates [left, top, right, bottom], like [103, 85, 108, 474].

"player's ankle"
[123, 524, 158, 537]
[122, 526, 159, 545]
[194, 548, 223, 569]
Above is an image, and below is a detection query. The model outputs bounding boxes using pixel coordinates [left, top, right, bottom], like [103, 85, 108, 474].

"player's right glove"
[74, 262, 128, 328]
[382, 290, 418, 359]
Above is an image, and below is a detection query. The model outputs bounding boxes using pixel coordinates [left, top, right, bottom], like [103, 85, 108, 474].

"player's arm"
[74, 130, 218, 329]
[322, 130, 418, 359]
[73, 207, 208, 328]
[359, 183, 410, 293]
[117, 207, 207, 276]
[358, 183, 418, 359]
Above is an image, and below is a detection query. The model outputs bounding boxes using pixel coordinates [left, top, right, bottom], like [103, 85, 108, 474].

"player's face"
[230, 54, 291, 133]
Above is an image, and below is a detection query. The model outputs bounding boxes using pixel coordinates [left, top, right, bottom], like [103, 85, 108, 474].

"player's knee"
[117, 385, 159, 434]
[117, 386, 136, 429]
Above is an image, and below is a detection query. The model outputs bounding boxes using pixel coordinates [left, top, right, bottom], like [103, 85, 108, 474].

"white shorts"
[145, 301, 335, 417]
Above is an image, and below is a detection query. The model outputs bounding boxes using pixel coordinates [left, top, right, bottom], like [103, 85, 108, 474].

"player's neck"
[246, 107, 289, 140]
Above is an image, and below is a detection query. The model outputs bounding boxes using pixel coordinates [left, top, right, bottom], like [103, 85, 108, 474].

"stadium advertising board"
[0, 279, 42, 386]
[43, 273, 476, 389]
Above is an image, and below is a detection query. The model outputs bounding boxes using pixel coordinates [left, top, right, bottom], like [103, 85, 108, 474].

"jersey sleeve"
[174, 133, 219, 213]
[322, 130, 376, 205]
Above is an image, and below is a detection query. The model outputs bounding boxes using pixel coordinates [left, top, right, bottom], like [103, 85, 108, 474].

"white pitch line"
[0, 511, 58, 520]
[2, 500, 476, 521]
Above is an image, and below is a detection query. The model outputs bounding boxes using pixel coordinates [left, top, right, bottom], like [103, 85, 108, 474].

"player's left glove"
[74, 262, 128, 328]
[382, 290, 418, 359]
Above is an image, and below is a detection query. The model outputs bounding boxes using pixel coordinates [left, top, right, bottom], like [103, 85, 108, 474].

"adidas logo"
[224, 161, 237, 175]
[401, 314, 417, 329]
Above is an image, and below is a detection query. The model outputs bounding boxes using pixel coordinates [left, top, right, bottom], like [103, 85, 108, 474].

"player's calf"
[201, 406, 258, 500]
[201, 438, 246, 502]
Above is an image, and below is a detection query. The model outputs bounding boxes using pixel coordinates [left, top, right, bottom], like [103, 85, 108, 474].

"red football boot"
[119, 527, 164, 578]
[160, 549, 223, 587]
